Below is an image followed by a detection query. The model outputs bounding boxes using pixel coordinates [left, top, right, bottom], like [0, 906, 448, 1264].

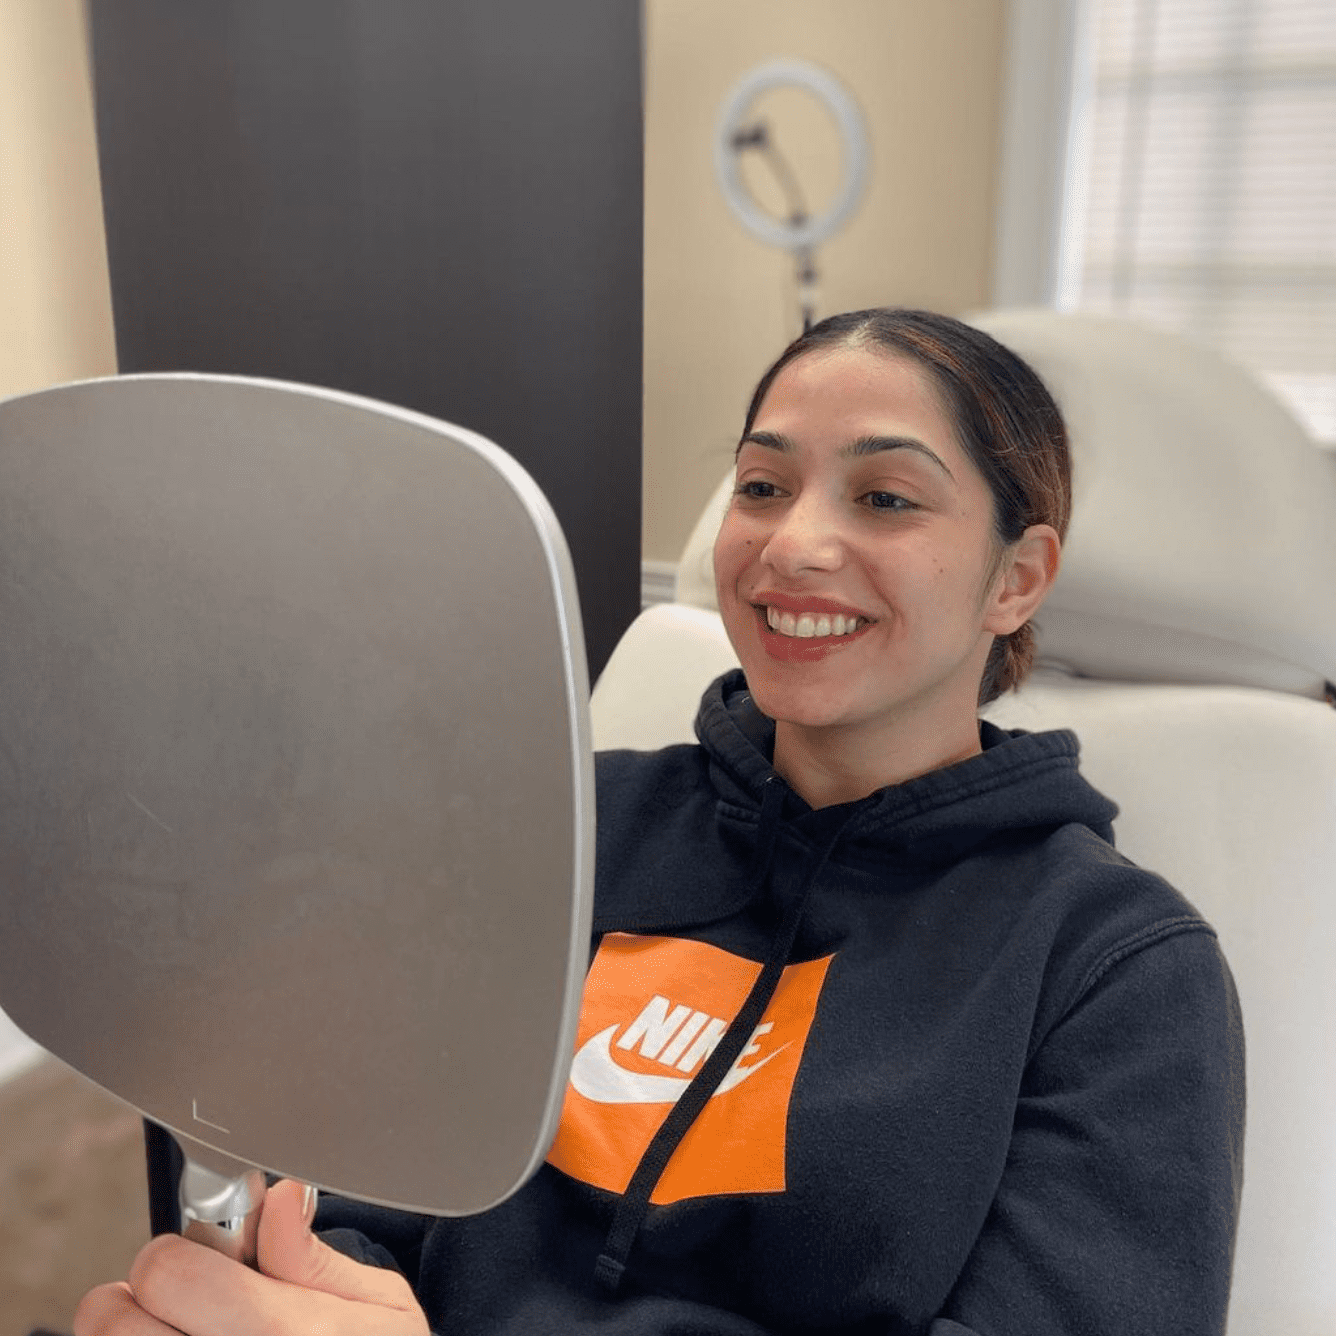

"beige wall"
[0, 0, 116, 401]
[643, 0, 1008, 563]
[0, 1, 1008, 568]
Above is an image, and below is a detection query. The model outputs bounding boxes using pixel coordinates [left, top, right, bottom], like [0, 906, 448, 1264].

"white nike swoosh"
[569, 1023, 791, 1105]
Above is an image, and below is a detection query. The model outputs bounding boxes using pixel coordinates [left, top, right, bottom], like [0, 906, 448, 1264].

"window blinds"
[1060, 0, 1336, 443]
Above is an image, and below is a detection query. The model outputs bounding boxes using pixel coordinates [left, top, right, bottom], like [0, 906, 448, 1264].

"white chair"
[591, 310, 1336, 1336]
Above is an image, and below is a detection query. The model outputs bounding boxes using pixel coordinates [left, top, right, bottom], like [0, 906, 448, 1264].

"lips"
[757, 593, 869, 618]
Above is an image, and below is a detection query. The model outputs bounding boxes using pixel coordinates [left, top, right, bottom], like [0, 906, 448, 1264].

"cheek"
[712, 543, 736, 603]
[712, 522, 755, 589]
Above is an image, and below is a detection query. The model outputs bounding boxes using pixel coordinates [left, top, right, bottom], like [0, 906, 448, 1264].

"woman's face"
[713, 345, 1033, 750]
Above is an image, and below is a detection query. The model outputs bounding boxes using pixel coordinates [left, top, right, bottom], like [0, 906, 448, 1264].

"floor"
[0, 1059, 149, 1336]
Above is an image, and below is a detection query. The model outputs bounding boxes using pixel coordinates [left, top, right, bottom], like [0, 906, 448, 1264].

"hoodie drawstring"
[741, 772, 786, 896]
[594, 779, 851, 1292]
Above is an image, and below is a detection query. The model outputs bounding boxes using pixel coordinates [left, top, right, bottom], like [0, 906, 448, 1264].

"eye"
[862, 490, 914, 512]
[735, 479, 784, 501]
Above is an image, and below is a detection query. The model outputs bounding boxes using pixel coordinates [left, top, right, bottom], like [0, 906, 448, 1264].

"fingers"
[256, 1178, 421, 1312]
[75, 1182, 429, 1336]
[126, 1229, 426, 1336]
[73, 1281, 176, 1336]
[126, 1233, 269, 1336]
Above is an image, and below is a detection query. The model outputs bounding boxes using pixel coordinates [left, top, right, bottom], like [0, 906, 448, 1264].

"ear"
[982, 524, 1061, 635]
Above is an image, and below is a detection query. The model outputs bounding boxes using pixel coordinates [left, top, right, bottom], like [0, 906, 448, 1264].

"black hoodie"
[318, 671, 1244, 1335]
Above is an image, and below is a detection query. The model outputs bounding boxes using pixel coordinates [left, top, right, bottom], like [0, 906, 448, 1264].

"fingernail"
[301, 1184, 318, 1226]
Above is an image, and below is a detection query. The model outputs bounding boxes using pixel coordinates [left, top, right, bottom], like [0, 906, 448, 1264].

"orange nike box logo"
[547, 932, 834, 1204]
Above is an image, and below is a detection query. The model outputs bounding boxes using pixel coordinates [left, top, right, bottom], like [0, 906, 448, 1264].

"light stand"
[714, 59, 870, 334]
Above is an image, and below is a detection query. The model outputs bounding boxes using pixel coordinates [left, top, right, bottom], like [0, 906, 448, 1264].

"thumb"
[255, 1178, 420, 1313]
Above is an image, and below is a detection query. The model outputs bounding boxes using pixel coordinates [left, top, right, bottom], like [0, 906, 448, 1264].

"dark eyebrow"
[735, 430, 790, 458]
[845, 434, 955, 481]
[737, 430, 955, 482]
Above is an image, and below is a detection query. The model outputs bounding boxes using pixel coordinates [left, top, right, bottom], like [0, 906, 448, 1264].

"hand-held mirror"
[0, 374, 595, 1258]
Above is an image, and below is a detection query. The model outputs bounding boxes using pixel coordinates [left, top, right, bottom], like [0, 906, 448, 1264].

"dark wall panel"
[87, 0, 643, 680]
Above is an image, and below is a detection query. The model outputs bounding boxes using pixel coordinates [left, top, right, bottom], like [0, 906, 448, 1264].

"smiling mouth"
[760, 606, 870, 639]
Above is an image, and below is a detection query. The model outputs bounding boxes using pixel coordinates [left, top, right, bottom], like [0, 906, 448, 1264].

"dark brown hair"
[741, 308, 1071, 706]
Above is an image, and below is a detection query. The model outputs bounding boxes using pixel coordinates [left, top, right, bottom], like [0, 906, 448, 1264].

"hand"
[73, 1178, 430, 1336]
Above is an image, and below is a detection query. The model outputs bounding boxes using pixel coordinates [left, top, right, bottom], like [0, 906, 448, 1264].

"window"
[1057, 0, 1336, 443]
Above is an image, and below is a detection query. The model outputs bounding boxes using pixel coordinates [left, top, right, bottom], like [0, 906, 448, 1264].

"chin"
[737, 662, 860, 731]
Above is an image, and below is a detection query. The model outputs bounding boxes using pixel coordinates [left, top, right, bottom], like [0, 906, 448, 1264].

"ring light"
[714, 58, 870, 253]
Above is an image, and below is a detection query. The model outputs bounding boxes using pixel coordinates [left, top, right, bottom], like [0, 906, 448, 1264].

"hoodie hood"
[592, 671, 1121, 938]
[697, 669, 1119, 866]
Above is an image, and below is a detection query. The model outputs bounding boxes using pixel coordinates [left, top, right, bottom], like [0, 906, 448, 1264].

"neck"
[771, 714, 984, 809]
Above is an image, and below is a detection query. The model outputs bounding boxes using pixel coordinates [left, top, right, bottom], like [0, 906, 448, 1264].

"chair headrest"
[676, 310, 1336, 699]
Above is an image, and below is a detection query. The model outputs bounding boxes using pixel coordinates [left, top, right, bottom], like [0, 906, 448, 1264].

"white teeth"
[764, 607, 863, 639]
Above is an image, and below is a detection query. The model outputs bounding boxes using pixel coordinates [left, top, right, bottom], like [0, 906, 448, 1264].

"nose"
[760, 491, 846, 577]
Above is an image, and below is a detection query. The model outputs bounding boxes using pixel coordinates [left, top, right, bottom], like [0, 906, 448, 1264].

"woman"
[76, 310, 1243, 1335]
